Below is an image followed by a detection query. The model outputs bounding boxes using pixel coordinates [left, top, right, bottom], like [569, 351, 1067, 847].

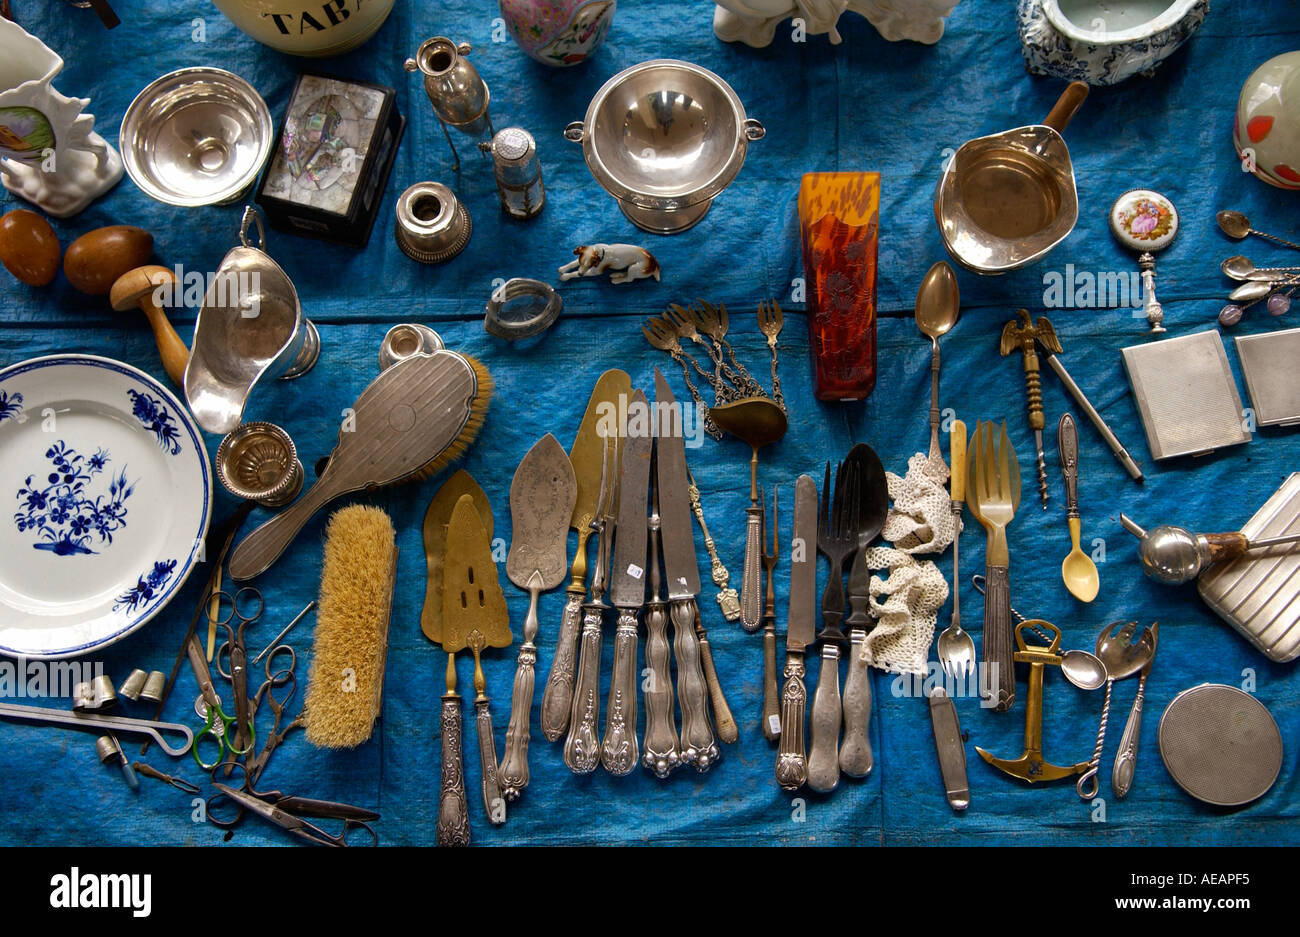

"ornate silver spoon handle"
[1112, 672, 1147, 799]
[671, 598, 718, 772]
[600, 608, 640, 776]
[806, 644, 842, 793]
[775, 651, 807, 790]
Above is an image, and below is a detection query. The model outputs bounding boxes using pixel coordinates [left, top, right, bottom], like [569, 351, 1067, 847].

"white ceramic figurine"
[711, 0, 958, 47]
[0, 18, 122, 218]
[559, 244, 661, 284]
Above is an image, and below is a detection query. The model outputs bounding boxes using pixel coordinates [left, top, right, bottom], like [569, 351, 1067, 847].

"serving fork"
[642, 319, 724, 439]
[692, 300, 765, 397]
[967, 421, 1020, 712]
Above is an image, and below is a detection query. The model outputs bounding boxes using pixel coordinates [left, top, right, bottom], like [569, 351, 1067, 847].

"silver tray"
[1121, 330, 1251, 460]
[1198, 472, 1300, 662]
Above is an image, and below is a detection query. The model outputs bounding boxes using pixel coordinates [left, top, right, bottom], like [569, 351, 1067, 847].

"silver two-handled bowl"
[120, 67, 272, 207]
[565, 59, 765, 234]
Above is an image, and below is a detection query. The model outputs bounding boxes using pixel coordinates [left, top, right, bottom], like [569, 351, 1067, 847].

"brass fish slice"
[420, 470, 493, 645]
[442, 495, 514, 831]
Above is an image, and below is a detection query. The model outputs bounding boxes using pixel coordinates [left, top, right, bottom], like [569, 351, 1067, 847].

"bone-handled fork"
[757, 300, 785, 412]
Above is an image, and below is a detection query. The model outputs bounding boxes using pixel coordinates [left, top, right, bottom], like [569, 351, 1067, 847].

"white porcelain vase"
[0, 18, 122, 218]
[712, 0, 958, 47]
[1017, 0, 1209, 86]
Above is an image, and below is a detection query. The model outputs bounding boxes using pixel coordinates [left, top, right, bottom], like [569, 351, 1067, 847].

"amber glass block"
[798, 172, 881, 401]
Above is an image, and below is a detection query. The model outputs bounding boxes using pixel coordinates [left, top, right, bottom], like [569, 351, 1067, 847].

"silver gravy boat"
[184, 207, 320, 435]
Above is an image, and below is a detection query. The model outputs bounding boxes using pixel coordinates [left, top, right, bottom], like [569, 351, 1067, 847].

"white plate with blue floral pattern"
[0, 355, 211, 658]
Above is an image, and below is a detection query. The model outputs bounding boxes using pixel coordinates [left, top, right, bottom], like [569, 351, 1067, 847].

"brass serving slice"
[442, 495, 514, 830]
[500, 434, 577, 798]
[420, 470, 493, 645]
[539, 369, 632, 740]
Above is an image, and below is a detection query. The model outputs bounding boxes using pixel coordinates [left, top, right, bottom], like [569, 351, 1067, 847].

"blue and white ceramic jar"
[1017, 0, 1209, 86]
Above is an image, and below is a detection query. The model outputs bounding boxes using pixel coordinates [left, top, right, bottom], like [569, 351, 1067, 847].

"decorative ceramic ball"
[1235, 51, 1300, 190]
[499, 0, 616, 67]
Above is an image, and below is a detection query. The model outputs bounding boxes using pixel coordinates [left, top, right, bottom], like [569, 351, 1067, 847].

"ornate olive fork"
[691, 300, 766, 398]
[664, 304, 728, 388]
[756, 300, 785, 412]
[642, 319, 725, 439]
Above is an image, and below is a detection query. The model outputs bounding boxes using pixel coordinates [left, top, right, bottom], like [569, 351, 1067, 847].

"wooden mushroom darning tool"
[501, 434, 576, 797]
[977, 620, 1090, 784]
[109, 265, 188, 386]
[441, 494, 513, 831]
[999, 309, 1055, 508]
[539, 369, 631, 742]
[709, 395, 788, 633]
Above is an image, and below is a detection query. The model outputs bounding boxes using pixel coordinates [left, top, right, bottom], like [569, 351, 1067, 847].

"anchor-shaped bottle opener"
[976, 620, 1090, 784]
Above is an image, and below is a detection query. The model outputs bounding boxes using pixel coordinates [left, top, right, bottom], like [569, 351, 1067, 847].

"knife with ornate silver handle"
[776, 474, 816, 790]
[437, 656, 471, 847]
[602, 390, 652, 776]
[643, 495, 681, 778]
[564, 436, 617, 774]
[541, 370, 632, 741]
[655, 368, 719, 772]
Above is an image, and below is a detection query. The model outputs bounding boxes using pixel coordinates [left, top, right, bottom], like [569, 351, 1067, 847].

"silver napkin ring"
[484, 278, 563, 340]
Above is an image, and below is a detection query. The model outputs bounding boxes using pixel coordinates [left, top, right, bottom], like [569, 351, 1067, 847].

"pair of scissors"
[193, 587, 263, 768]
[242, 643, 302, 786]
[208, 765, 379, 847]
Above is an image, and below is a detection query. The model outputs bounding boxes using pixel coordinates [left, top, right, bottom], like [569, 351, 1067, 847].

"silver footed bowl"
[566, 59, 765, 234]
[120, 67, 272, 207]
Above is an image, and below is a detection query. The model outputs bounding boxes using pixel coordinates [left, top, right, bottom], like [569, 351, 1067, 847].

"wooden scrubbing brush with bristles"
[303, 504, 398, 749]
[228, 350, 493, 581]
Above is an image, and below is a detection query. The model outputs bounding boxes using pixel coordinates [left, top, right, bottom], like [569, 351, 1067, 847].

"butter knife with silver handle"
[776, 474, 816, 790]
[602, 390, 653, 776]
[654, 368, 718, 771]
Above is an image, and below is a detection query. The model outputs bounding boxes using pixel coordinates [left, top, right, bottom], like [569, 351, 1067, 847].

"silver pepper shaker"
[480, 127, 546, 220]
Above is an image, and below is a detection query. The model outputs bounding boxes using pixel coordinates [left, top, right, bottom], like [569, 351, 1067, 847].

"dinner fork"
[807, 458, 859, 793]
[967, 421, 1020, 712]
[756, 300, 785, 411]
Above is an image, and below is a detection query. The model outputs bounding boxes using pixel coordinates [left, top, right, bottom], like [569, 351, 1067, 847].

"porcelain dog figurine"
[558, 243, 661, 284]
[711, 0, 958, 47]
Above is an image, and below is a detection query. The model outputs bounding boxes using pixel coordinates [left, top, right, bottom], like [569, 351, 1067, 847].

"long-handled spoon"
[914, 262, 960, 462]
[1218, 209, 1300, 252]
[1058, 414, 1099, 603]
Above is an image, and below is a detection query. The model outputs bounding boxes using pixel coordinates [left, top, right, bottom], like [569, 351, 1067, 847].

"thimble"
[119, 669, 149, 702]
[139, 671, 167, 704]
[395, 182, 471, 264]
[90, 674, 118, 710]
[73, 681, 96, 712]
[96, 735, 123, 764]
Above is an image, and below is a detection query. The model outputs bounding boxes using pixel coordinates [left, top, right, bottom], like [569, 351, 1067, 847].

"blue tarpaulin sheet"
[1, 0, 1298, 846]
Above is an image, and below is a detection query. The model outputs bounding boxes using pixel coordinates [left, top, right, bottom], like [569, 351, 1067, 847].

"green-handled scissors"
[192, 587, 263, 769]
